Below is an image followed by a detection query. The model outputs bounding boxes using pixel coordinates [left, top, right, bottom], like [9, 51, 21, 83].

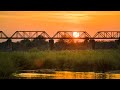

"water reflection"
[14, 71, 120, 79]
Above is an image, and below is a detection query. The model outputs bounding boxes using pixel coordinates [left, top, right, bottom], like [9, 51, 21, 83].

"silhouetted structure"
[0, 30, 120, 51]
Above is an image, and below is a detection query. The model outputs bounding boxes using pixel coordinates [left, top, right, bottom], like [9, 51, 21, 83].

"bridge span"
[0, 31, 120, 50]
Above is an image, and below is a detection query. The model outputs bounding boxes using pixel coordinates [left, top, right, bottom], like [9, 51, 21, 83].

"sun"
[73, 32, 79, 38]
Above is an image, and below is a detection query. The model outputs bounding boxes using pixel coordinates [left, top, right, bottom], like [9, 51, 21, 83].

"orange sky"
[0, 11, 120, 37]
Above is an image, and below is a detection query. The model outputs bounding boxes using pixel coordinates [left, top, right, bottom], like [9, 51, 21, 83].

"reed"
[0, 49, 120, 78]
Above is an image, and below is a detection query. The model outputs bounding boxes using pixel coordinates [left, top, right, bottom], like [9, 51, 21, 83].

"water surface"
[14, 71, 120, 79]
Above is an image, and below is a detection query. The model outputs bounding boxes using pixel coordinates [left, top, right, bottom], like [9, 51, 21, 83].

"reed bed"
[0, 49, 120, 78]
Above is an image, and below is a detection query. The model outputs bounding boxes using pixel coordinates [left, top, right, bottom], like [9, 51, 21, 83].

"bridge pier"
[83, 38, 89, 49]
[6, 38, 13, 51]
[115, 37, 120, 48]
[115, 40, 120, 45]
[49, 39, 54, 50]
[89, 39, 95, 50]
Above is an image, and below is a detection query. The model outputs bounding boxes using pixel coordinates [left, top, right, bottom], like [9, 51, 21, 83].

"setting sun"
[73, 32, 80, 38]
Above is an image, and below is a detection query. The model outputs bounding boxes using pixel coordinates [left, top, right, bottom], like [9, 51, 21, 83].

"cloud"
[0, 11, 92, 24]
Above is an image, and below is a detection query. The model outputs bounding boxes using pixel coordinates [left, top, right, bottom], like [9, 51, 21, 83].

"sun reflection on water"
[14, 71, 120, 79]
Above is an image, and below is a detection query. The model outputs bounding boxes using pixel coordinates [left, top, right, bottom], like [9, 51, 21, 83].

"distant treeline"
[0, 35, 119, 51]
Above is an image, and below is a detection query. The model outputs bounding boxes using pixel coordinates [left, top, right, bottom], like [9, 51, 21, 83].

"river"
[14, 71, 120, 79]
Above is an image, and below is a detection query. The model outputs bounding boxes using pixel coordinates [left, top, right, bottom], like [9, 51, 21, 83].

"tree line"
[0, 35, 119, 51]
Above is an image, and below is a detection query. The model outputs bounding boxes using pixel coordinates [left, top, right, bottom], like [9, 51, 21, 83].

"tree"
[32, 35, 49, 50]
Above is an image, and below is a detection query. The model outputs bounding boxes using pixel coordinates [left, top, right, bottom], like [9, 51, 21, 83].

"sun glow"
[73, 32, 80, 38]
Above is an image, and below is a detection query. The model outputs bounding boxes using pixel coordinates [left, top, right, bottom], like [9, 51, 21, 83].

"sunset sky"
[0, 11, 120, 37]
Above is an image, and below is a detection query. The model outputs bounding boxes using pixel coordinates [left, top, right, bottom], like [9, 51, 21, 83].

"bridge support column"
[89, 39, 95, 50]
[49, 39, 54, 50]
[6, 38, 13, 51]
[115, 37, 120, 48]
[115, 40, 120, 45]
[83, 38, 89, 49]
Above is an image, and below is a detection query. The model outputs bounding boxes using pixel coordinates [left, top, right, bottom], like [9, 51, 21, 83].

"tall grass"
[0, 49, 120, 78]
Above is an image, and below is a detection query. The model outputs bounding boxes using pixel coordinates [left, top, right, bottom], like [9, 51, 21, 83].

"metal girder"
[52, 31, 91, 39]
[10, 31, 51, 39]
[1, 30, 120, 40]
[0, 31, 8, 39]
[93, 31, 120, 39]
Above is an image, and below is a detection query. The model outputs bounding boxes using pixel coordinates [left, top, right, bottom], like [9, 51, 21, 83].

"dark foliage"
[0, 37, 120, 51]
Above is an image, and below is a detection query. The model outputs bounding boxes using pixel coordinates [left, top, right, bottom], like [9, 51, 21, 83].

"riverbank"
[0, 49, 120, 78]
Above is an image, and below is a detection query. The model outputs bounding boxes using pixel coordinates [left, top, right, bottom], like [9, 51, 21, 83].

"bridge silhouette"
[1, 31, 120, 39]
[0, 31, 120, 50]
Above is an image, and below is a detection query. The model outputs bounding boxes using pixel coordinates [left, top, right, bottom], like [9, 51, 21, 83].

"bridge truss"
[10, 31, 51, 39]
[0, 31, 120, 40]
[93, 31, 120, 39]
[0, 31, 8, 39]
[52, 31, 91, 39]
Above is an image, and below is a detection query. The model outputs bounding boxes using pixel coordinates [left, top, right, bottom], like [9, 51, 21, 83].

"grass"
[0, 49, 120, 78]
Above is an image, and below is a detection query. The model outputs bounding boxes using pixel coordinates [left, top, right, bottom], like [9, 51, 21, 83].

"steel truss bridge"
[0, 31, 120, 40]
[0, 31, 120, 50]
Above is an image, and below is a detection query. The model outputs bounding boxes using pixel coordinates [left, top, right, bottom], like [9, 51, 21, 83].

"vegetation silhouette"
[0, 36, 120, 51]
